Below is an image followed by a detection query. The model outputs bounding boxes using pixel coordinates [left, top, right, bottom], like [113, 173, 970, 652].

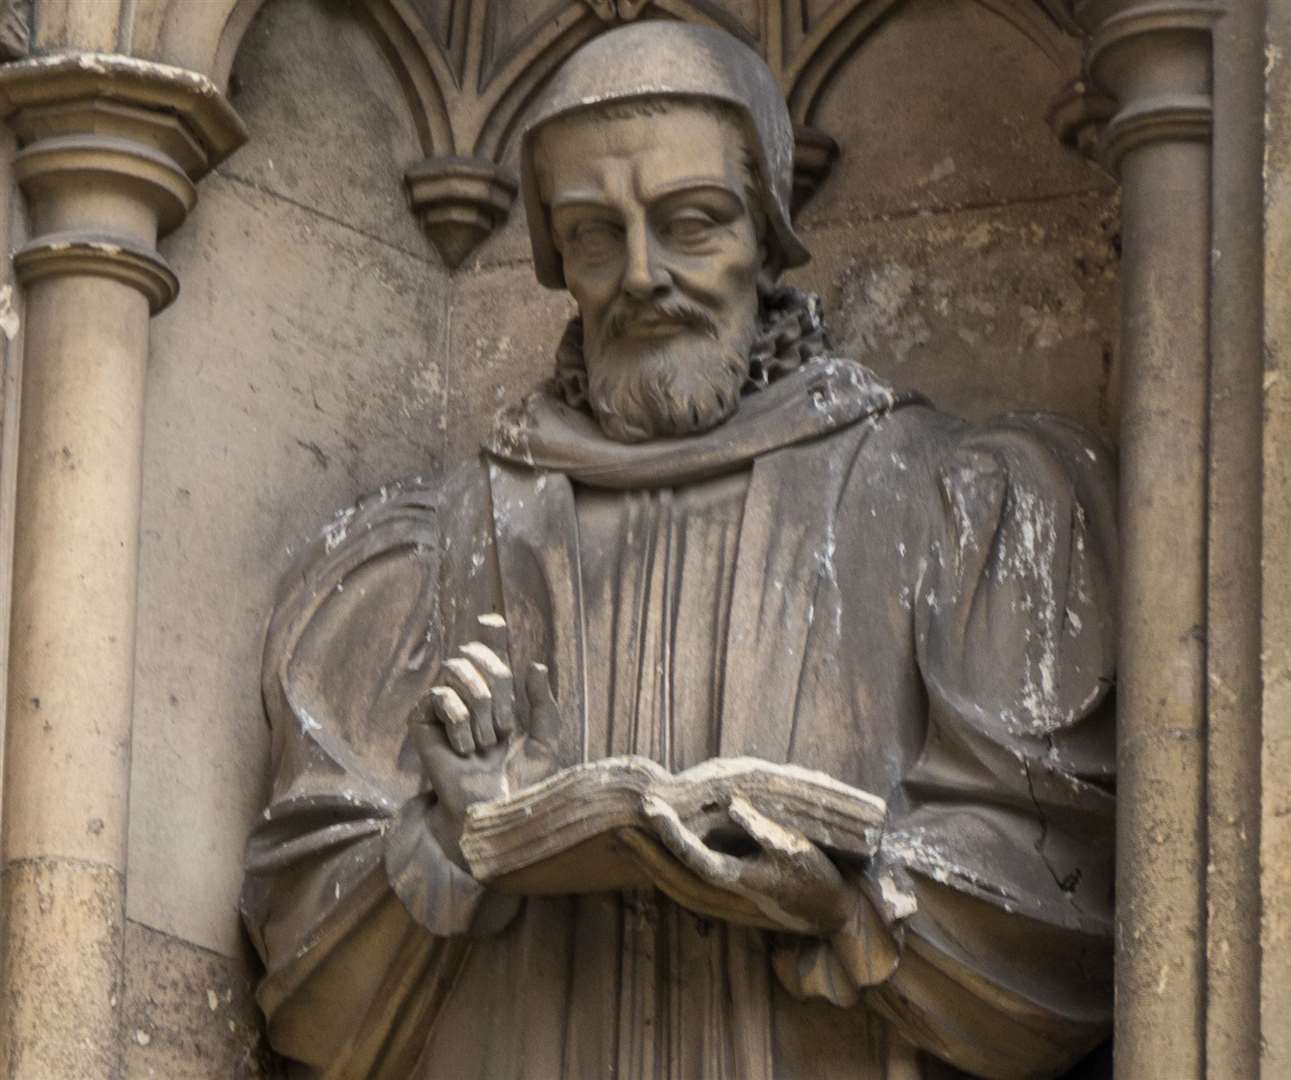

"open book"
[460, 755, 887, 895]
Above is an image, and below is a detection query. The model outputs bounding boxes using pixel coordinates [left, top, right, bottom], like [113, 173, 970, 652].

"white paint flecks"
[0, 285, 19, 341]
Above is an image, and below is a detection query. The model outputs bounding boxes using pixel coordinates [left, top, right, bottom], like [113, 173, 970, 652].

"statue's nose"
[621, 223, 671, 302]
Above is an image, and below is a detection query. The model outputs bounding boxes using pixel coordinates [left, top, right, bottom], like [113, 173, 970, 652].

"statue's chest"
[574, 476, 749, 769]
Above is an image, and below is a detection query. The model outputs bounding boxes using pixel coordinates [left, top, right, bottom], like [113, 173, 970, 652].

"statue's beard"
[584, 302, 754, 443]
[555, 284, 831, 444]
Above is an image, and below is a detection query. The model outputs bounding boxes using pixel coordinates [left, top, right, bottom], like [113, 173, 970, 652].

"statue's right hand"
[409, 614, 562, 832]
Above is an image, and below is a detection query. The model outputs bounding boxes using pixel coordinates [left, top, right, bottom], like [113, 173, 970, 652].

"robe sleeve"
[240, 471, 518, 1075]
[771, 412, 1116, 1078]
[868, 412, 1118, 1078]
[898, 412, 1117, 897]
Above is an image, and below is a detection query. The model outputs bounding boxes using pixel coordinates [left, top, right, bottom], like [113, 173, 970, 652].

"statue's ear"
[758, 233, 783, 283]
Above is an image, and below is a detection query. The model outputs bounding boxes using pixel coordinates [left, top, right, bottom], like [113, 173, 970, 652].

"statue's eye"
[663, 211, 717, 244]
[571, 221, 622, 259]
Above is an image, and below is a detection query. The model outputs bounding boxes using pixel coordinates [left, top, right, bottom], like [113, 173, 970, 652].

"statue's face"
[535, 103, 763, 442]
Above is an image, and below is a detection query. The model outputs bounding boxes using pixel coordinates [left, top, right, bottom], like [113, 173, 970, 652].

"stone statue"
[242, 22, 1116, 1079]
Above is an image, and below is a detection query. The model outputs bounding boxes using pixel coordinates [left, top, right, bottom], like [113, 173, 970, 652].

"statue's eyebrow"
[638, 177, 744, 207]
[549, 179, 744, 215]
[548, 191, 616, 214]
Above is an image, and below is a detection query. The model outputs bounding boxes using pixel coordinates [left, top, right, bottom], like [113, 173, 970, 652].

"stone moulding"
[0, 51, 247, 314]
[405, 156, 520, 269]
[1097, 92, 1213, 173]
[13, 132, 197, 232]
[1085, 0, 1218, 174]
[0, 52, 247, 175]
[12, 231, 179, 312]
[1046, 77, 1117, 163]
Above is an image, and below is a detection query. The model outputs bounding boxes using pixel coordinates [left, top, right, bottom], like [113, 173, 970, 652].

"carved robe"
[242, 357, 1117, 1079]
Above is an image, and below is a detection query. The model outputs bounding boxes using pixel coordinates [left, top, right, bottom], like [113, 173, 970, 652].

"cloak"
[242, 357, 1117, 1079]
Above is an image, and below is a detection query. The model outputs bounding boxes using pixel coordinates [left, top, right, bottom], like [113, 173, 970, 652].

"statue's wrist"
[427, 797, 472, 873]
[384, 792, 520, 937]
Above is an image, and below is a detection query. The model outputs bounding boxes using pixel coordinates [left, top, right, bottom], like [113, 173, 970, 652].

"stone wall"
[5, 0, 1119, 1073]
[126, 1, 450, 1072]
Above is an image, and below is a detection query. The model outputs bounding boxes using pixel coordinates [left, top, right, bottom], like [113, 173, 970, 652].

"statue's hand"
[408, 614, 561, 866]
[621, 795, 855, 936]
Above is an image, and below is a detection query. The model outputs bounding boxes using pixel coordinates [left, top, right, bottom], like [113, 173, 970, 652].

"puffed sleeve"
[240, 468, 517, 1073]
[869, 413, 1118, 1078]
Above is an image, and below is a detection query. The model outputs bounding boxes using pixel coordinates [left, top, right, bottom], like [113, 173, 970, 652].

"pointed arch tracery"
[160, 0, 1087, 267]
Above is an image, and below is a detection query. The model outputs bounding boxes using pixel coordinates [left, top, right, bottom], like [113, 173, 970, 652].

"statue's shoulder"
[846, 387, 1112, 478]
[281, 460, 490, 574]
[262, 459, 495, 674]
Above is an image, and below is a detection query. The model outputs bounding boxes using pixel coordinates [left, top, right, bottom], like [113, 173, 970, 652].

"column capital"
[0, 51, 246, 312]
[1083, 1, 1218, 174]
[0, 52, 245, 175]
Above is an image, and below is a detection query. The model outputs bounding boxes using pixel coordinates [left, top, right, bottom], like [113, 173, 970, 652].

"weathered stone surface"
[788, 191, 1120, 439]
[0, 858, 125, 1078]
[443, 262, 576, 459]
[124, 920, 285, 1079]
[223, 0, 427, 258]
[129, 175, 448, 955]
[798, 0, 1111, 229]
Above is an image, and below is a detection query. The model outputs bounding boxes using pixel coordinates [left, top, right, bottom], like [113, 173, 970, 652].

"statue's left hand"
[619, 795, 855, 936]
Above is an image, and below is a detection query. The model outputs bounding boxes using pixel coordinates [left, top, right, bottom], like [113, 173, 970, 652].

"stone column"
[1084, 4, 1217, 1076]
[0, 54, 243, 1077]
[1263, 0, 1291, 1070]
[1203, 0, 1265, 1073]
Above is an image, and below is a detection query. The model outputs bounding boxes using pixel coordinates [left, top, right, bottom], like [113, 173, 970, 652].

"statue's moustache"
[606, 299, 719, 342]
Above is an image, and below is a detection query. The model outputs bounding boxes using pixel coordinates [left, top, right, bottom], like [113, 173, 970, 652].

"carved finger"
[728, 797, 849, 932]
[729, 796, 842, 888]
[640, 794, 740, 887]
[727, 797, 814, 860]
[475, 613, 510, 658]
[407, 702, 443, 777]
[460, 641, 515, 737]
[441, 657, 497, 749]
[616, 828, 789, 930]
[523, 663, 561, 748]
[429, 686, 474, 756]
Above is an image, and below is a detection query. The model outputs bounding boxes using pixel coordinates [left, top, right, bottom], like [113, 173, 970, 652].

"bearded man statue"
[242, 22, 1117, 1080]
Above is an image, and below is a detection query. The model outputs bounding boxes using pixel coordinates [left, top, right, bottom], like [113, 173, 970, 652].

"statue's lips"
[617, 317, 689, 340]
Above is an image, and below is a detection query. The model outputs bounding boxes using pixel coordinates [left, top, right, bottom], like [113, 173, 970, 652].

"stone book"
[460, 755, 887, 895]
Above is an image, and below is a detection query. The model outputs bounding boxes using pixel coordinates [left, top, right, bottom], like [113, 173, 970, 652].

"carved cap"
[519, 21, 811, 289]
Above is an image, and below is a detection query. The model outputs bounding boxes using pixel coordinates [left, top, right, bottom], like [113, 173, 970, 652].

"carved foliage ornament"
[351, 0, 1080, 267]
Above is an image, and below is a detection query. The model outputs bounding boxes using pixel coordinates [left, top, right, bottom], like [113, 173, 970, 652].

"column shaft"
[0, 200, 160, 1080]
[1085, 4, 1217, 1075]
[1204, 0, 1265, 1071]
[5, 274, 150, 868]
[1114, 139, 1210, 1078]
